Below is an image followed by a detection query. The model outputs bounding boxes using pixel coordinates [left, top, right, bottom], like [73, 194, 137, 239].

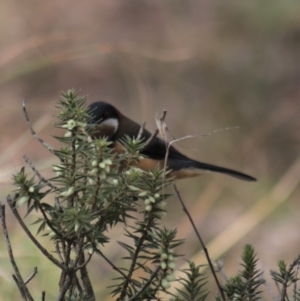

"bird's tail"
[168, 159, 256, 181]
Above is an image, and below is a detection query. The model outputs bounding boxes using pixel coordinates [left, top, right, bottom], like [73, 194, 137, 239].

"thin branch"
[22, 100, 55, 155]
[0, 203, 24, 282]
[7, 195, 68, 272]
[41, 291, 46, 301]
[23, 155, 57, 190]
[155, 110, 168, 140]
[280, 254, 300, 301]
[55, 241, 64, 263]
[37, 202, 67, 241]
[293, 263, 300, 301]
[127, 265, 161, 301]
[77, 251, 94, 299]
[0, 202, 34, 301]
[74, 274, 83, 295]
[12, 274, 27, 301]
[91, 240, 131, 283]
[212, 258, 229, 283]
[24, 267, 38, 285]
[118, 216, 155, 300]
[56, 274, 72, 301]
[142, 129, 159, 150]
[75, 253, 92, 271]
[137, 122, 146, 140]
[173, 184, 226, 301]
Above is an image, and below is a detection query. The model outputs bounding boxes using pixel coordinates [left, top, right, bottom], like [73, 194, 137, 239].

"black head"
[87, 101, 120, 139]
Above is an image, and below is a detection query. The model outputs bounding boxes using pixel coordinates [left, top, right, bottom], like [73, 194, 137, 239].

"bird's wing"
[142, 135, 189, 160]
[142, 135, 256, 181]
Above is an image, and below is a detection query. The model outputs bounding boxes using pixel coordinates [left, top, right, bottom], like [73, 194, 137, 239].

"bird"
[87, 102, 256, 182]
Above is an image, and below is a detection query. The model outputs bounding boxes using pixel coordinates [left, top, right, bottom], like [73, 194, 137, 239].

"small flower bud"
[161, 253, 168, 260]
[144, 199, 151, 205]
[28, 186, 35, 193]
[90, 168, 99, 174]
[135, 224, 142, 231]
[153, 211, 167, 219]
[161, 261, 167, 270]
[168, 262, 176, 270]
[149, 196, 156, 203]
[60, 186, 75, 197]
[128, 185, 140, 191]
[64, 131, 72, 137]
[155, 201, 167, 209]
[162, 279, 171, 289]
[17, 195, 30, 206]
[138, 191, 148, 197]
[99, 162, 106, 169]
[104, 159, 112, 165]
[166, 274, 176, 282]
[67, 119, 77, 130]
[53, 164, 64, 171]
[154, 193, 160, 199]
[74, 222, 80, 232]
[76, 121, 86, 128]
[88, 178, 95, 185]
[91, 160, 98, 167]
[168, 254, 174, 262]
[145, 205, 152, 211]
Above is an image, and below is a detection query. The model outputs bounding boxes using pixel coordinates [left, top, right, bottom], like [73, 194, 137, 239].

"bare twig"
[22, 100, 55, 155]
[127, 265, 161, 301]
[56, 274, 72, 301]
[213, 258, 229, 283]
[77, 251, 94, 299]
[12, 274, 27, 301]
[24, 267, 38, 285]
[293, 263, 300, 301]
[41, 291, 46, 301]
[7, 195, 68, 271]
[55, 241, 64, 263]
[173, 184, 226, 301]
[155, 110, 168, 139]
[91, 240, 132, 283]
[137, 122, 146, 140]
[23, 155, 57, 190]
[264, 279, 278, 301]
[142, 129, 159, 150]
[37, 202, 67, 241]
[75, 253, 92, 271]
[280, 254, 300, 301]
[55, 197, 63, 213]
[163, 126, 240, 178]
[0, 202, 34, 301]
[140, 110, 168, 152]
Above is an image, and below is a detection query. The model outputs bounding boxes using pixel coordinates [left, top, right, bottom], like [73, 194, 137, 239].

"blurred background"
[0, 0, 300, 299]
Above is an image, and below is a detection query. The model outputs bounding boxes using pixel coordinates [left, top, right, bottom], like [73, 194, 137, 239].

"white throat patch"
[99, 118, 119, 134]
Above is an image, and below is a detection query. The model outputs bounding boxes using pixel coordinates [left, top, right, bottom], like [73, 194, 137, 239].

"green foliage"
[9, 90, 188, 300]
[7, 90, 300, 301]
[175, 261, 208, 301]
[223, 244, 265, 301]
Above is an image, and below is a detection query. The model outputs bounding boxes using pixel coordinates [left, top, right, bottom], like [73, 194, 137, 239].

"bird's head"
[87, 101, 119, 139]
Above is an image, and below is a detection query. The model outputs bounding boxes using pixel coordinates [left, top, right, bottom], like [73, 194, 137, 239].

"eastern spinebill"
[88, 102, 256, 182]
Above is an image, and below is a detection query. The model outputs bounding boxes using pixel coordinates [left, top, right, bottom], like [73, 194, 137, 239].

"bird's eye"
[103, 112, 109, 119]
